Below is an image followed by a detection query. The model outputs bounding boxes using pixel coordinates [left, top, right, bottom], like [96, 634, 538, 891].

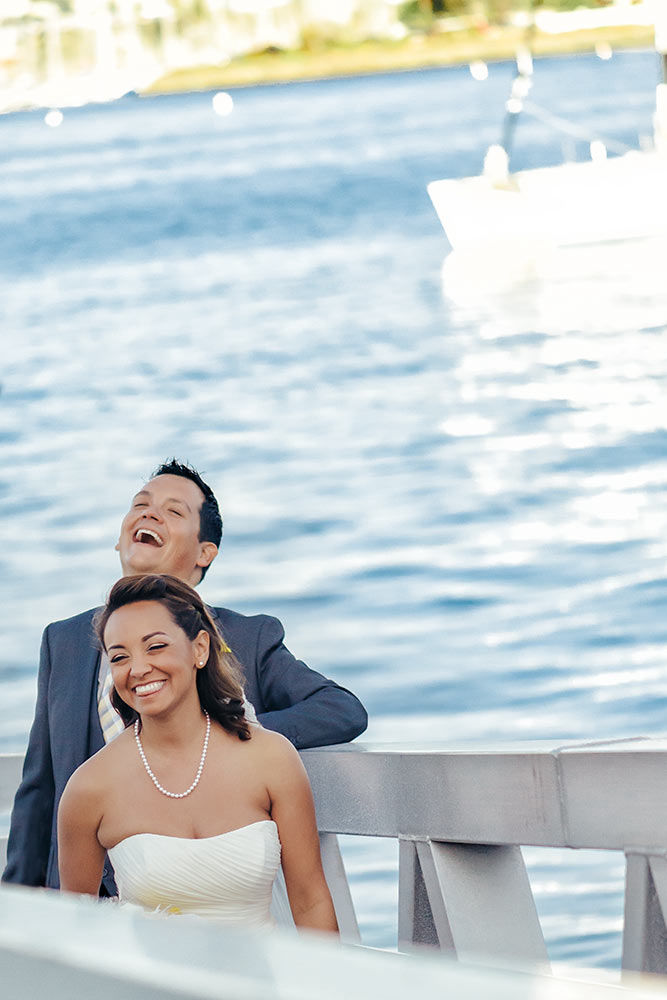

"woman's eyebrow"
[107, 632, 167, 650]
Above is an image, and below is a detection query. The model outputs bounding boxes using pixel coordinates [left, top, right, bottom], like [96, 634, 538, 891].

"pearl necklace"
[134, 711, 211, 799]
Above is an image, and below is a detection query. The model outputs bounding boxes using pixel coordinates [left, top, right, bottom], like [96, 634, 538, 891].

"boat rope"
[519, 99, 634, 156]
[493, 0, 637, 163]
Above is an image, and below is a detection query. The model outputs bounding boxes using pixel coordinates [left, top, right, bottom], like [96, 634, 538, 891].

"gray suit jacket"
[2, 605, 367, 892]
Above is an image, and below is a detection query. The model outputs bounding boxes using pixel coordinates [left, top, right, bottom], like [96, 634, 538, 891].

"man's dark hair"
[151, 459, 222, 580]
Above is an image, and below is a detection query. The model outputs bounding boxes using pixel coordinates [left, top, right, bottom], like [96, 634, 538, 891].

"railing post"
[400, 838, 548, 969]
[0, 754, 23, 873]
[398, 837, 451, 952]
[623, 851, 667, 975]
[319, 833, 360, 944]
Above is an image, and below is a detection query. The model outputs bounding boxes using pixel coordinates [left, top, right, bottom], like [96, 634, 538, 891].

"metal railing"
[3, 737, 667, 975]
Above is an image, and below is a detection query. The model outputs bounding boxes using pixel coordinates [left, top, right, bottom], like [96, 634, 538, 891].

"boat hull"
[427, 151, 667, 252]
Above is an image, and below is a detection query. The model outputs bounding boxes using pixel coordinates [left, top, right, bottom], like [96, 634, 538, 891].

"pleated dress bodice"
[108, 819, 281, 927]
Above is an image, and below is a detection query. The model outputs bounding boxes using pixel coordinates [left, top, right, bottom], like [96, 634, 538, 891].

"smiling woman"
[96, 574, 249, 739]
[56, 574, 339, 934]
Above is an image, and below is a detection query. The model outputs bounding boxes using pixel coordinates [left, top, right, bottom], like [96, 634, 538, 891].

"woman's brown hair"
[94, 573, 251, 740]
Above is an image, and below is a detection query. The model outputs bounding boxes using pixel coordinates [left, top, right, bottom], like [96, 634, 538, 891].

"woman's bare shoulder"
[247, 725, 296, 756]
[244, 726, 306, 779]
[63, 730, 132, 800]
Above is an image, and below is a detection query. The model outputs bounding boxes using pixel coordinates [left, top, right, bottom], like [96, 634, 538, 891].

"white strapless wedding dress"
[108, 819, 281, 928]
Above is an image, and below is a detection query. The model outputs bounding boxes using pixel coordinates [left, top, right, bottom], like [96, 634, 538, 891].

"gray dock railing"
[3, 738, 667, 976]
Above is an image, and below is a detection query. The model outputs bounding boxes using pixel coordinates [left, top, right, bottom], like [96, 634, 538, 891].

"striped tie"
[98, 654, 126, 744]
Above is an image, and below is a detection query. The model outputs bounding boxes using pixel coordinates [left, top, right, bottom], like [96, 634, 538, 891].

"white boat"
[428, 145, 667, 252]
[427, 8, 667, 253]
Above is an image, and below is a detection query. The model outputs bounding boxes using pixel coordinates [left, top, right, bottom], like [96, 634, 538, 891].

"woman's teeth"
[134, 680, 165, 695]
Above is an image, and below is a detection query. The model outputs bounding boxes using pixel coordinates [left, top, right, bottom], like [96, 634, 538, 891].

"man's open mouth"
[133, 528, 164, 547]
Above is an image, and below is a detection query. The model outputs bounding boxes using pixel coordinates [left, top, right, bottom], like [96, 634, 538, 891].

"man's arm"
[2, 628, 56, 887]
[253, 616, 367, 749]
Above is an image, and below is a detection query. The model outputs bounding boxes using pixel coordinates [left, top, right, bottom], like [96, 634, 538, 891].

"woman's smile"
[133, 679, 167, 697]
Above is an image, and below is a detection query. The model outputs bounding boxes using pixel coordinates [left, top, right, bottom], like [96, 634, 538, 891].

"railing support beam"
[398, 838, 453, 952]
[319, 833, 361, 944]
[399, 839, 548, 969]
[623, 852, 667, 975]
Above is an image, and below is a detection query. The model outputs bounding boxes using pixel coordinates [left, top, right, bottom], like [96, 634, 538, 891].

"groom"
[3, 459, 367, 893]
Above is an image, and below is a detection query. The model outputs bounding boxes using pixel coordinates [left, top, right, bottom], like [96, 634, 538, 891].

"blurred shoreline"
[1, 15, 655, 114]
[144, 23, 655, 94]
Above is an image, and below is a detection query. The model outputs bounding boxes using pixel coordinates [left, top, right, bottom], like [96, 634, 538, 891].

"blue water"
[2, 49, 667, 969]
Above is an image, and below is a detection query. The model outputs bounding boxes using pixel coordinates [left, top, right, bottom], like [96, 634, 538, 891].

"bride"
[57, 573, 338, 933]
